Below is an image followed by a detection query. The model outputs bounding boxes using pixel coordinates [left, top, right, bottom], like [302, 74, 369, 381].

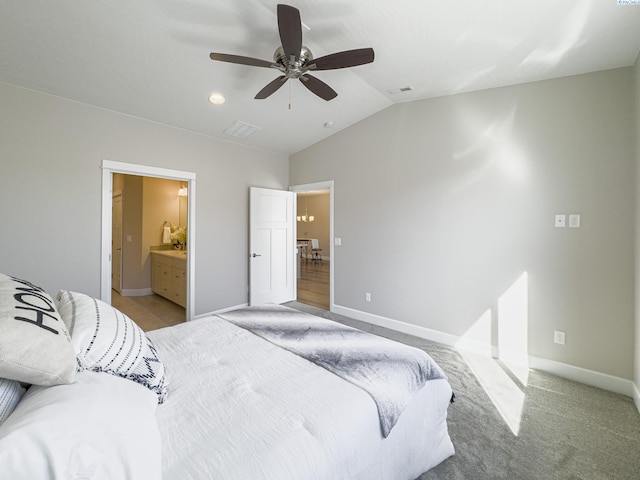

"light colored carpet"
[284, 301, 640, 480]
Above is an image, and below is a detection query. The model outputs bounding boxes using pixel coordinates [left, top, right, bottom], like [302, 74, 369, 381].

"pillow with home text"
[0, 273, 76, 386]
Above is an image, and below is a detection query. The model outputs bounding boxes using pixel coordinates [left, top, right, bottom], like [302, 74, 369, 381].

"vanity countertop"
[151, 249, 188, 259]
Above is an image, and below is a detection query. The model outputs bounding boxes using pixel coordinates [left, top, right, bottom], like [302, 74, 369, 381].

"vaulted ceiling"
[1, 1, 639, 155]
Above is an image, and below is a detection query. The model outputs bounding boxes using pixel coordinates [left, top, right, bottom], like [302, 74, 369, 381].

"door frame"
[100, 160, 197, 320]
[289, 180, 334, 311]
[111, 189, 123, 293]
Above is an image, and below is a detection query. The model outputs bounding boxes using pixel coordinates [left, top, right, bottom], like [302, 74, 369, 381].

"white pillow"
[0, 273, 76, 385]
[57, 290, 168, 403]
[0, 371, 162, 480]
[0, 378, 25, 426]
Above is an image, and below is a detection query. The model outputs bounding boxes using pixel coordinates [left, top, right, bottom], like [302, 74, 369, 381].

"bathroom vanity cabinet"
[151, 251, 187, 308]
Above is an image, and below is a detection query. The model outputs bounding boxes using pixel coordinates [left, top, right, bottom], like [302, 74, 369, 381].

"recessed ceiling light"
[209, 93, 225, 105]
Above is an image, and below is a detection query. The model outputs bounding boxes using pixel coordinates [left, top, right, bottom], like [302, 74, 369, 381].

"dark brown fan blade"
[210, 52, 276, 69]
[255, 76, 288, 99]
[309, 48, 375, 70]
[277, 4, 302, 63]
[299, 74, 337, 101]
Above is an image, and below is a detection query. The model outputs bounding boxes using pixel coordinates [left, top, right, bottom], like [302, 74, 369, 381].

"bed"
[0, 273, 454, 479]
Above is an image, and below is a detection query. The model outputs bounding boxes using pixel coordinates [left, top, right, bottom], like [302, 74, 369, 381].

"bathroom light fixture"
[297, 193, 314, 223]
[178, 185, 188, 197]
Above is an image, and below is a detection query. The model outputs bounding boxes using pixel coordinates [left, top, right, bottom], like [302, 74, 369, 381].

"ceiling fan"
[209, 4, 374, 101]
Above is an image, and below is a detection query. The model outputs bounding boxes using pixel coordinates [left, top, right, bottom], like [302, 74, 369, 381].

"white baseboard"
[195, 303, 248, 320]
[332, 304, 498, 357]
[120, 288, 153, 297]
[527, 355, 634, 397]
[332, 304, 636, 399]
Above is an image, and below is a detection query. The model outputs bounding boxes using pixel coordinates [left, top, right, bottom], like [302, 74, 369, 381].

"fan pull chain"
[288, 81, 292, 110]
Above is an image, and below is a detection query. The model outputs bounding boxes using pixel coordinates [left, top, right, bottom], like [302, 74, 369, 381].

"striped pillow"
[56, 290, 167, 403]
[0, 378, 25, 426]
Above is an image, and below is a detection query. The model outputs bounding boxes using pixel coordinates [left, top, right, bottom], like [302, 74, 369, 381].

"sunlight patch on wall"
[456, 272, 530, 436]
[456, 308, 492, 354]
[498, 272, 529, 385]
[450, 104, 529, 197]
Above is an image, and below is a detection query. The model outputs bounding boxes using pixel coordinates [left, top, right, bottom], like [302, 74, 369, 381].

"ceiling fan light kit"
[209, 4, 375, 101]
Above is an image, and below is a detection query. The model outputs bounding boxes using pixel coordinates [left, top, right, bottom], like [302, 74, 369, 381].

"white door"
[249, 187, 296, 305]
[111, 193, 123, 293]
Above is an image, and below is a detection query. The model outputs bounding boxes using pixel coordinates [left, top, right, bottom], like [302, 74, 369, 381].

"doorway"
[290, 181, 334, 311]
[111, 174, 188, 331]
[101, 160, 196, 324]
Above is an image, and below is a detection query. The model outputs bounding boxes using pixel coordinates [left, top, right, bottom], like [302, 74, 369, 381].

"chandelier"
[297, 193, 314, 222]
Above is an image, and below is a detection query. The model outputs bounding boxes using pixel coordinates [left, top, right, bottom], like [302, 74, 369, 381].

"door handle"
[251, 253, 261, 258]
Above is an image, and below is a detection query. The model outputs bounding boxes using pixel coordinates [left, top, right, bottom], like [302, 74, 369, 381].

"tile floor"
[112, 290, 186, 332]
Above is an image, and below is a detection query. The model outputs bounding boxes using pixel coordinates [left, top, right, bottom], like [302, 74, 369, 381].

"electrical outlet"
[554, 330, 566, 345]
[365, 292, 371, 302]
[555, 215, 566, 228]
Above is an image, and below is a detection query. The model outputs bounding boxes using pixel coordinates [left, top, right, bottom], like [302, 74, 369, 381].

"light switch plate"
[555, 215, 566, 228]
[335, 237, 342, 246]
[569, 214, 580, 228]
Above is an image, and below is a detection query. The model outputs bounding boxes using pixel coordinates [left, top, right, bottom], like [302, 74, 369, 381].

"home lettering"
[11, 276, 60, 335]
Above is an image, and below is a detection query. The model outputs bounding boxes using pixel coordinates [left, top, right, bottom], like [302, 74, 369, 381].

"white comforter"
[149, 315, 454, 480]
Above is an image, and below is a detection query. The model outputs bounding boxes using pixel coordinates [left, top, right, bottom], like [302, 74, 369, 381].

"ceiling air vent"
[386, 86, 415, 95]
[223, 120, 261, 138]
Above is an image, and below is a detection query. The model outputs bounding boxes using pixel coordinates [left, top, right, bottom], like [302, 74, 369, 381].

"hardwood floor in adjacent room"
[112, 290, 186, 332]
[297, 259, 329, 310]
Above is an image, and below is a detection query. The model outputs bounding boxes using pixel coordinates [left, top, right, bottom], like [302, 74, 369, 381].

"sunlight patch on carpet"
[457, 272, 529, 436]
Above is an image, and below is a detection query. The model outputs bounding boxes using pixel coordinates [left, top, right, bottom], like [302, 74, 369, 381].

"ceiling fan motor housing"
[274, 46, 313, 79]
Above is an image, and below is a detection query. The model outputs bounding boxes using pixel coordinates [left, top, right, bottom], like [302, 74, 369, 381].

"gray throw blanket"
[217, 304, 447, 437]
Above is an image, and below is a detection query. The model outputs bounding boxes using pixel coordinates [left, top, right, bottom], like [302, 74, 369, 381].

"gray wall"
[0, 81, 289, 315]
[291, 68, 635, 380]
